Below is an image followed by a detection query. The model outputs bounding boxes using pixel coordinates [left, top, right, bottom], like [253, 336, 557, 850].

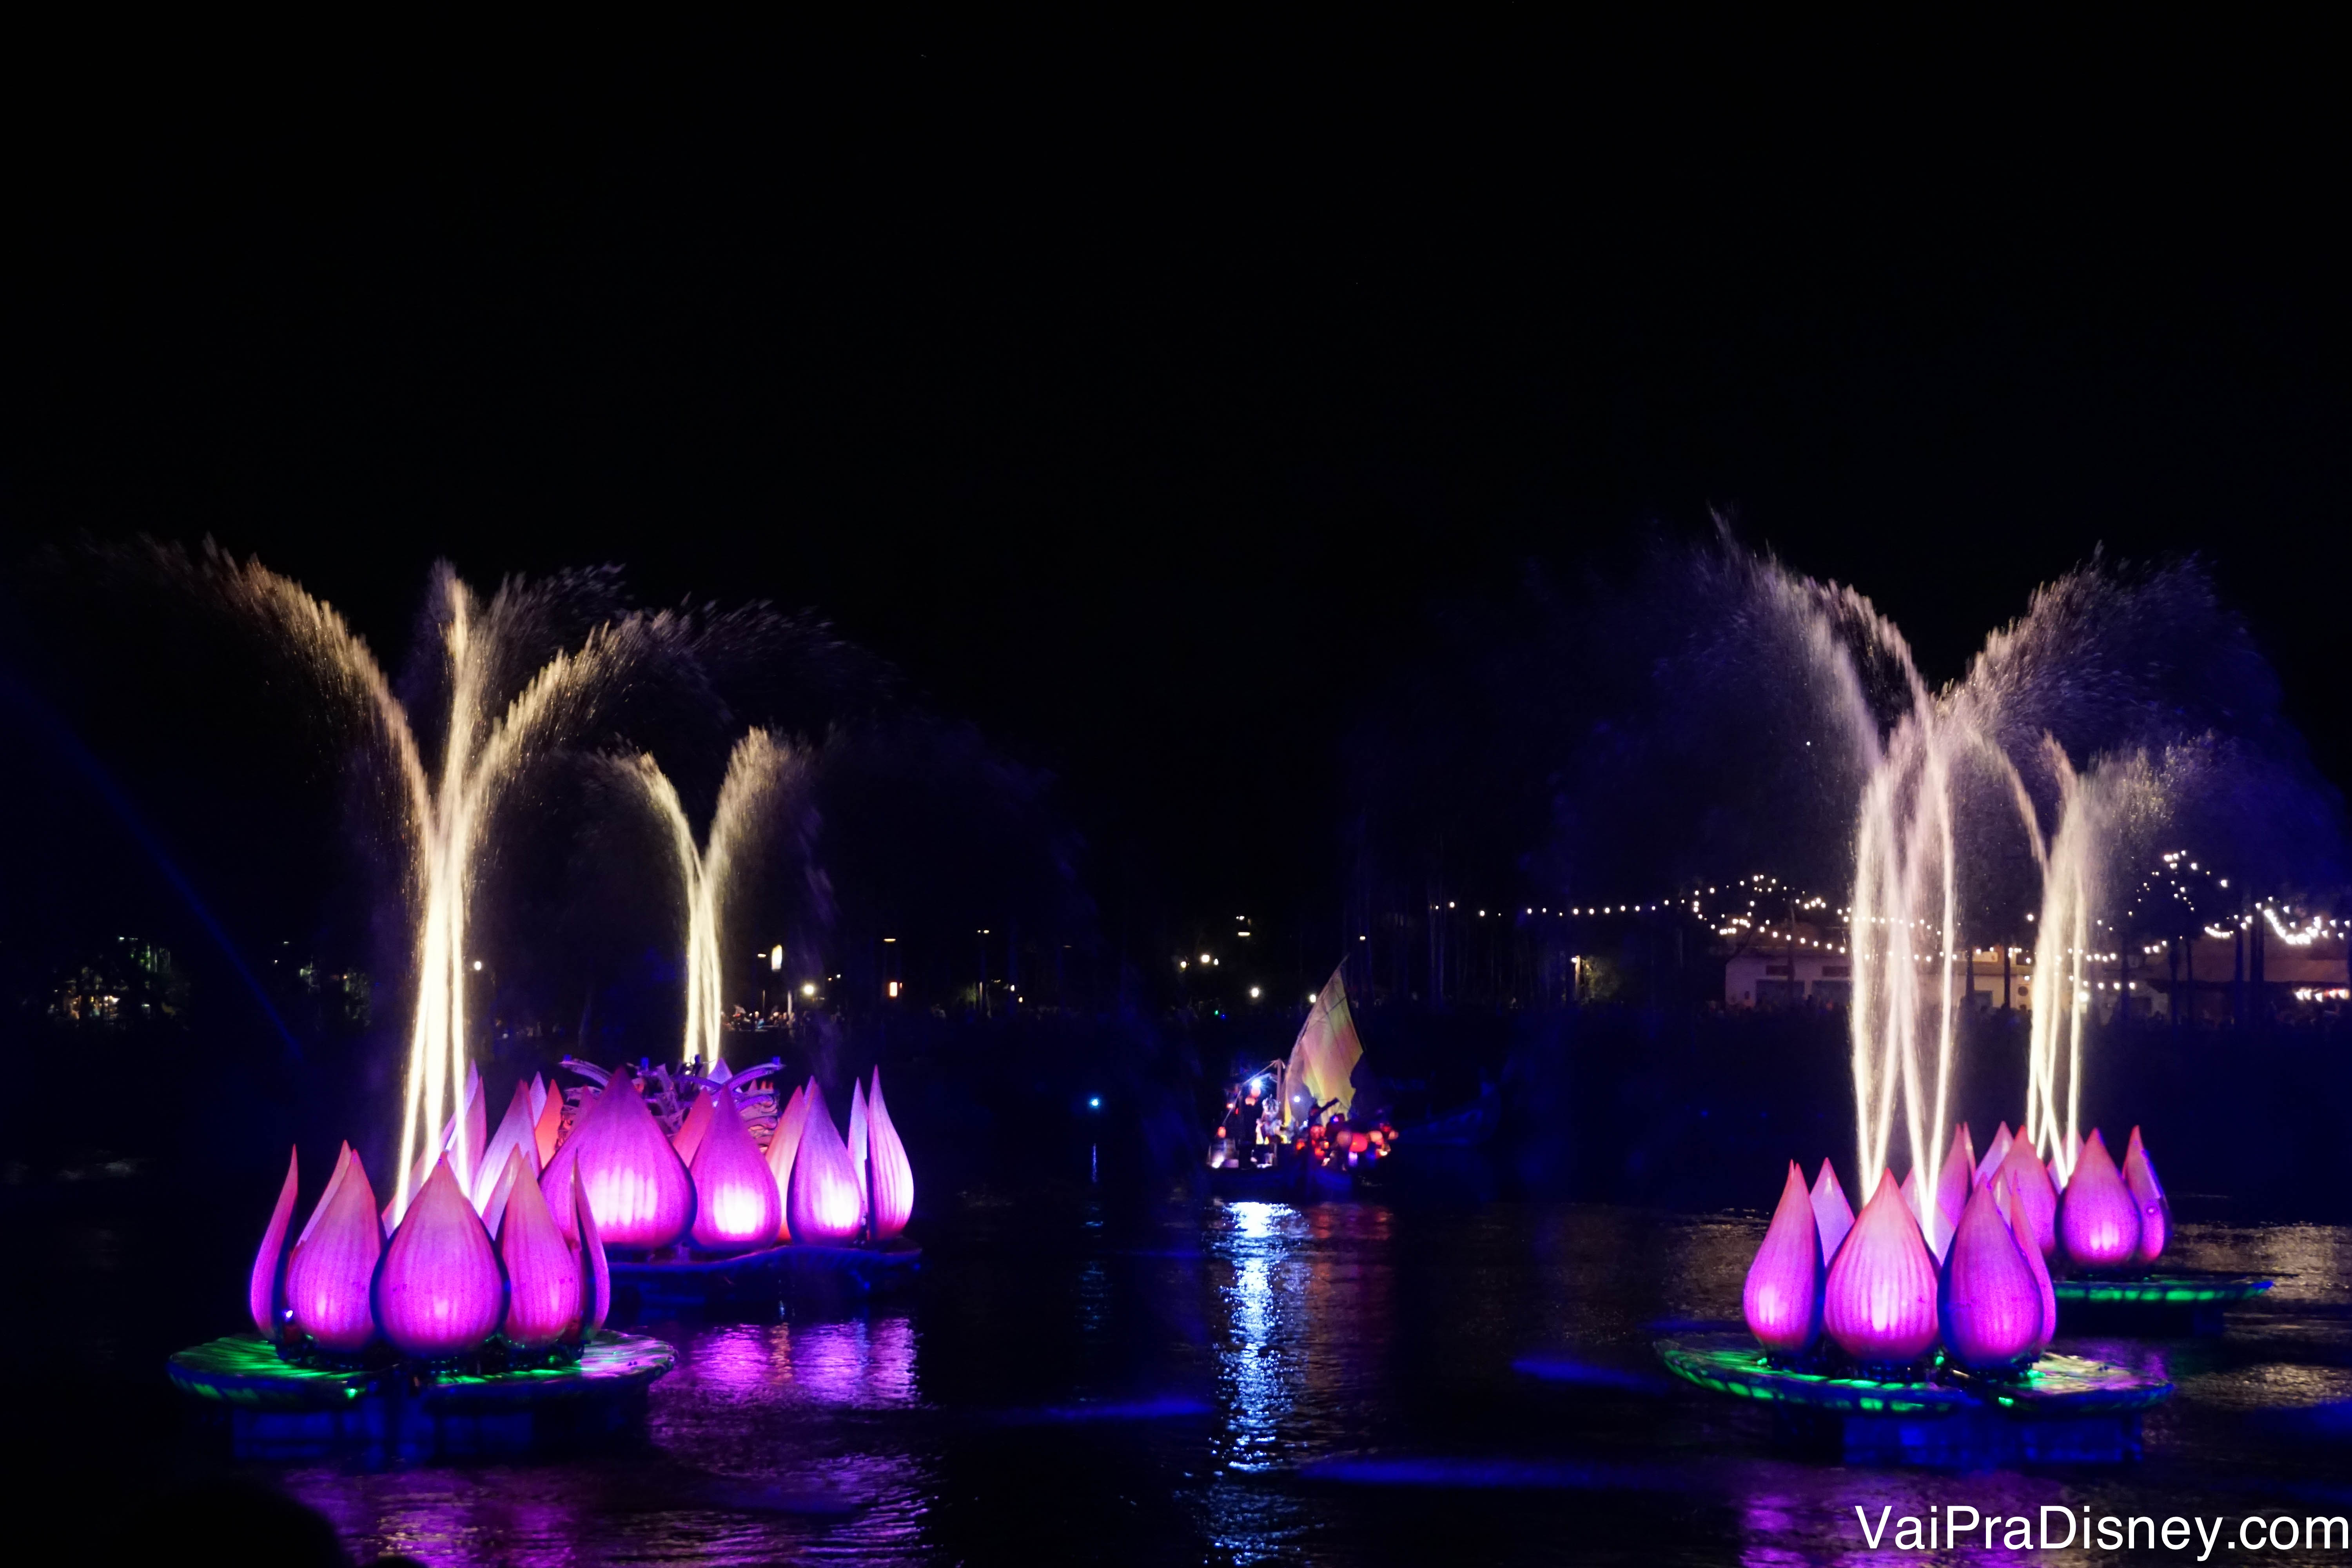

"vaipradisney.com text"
[1855, 1504, 2348, 1558]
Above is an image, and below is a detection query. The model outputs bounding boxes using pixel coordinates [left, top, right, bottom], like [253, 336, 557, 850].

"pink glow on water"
[499, 1148, 581, 1350]
[766, 1083, 811, 1242]
[1939, 1179, 2043, 1368]
[285, 1146, 380, 1352]
[690, 1088, 782, 1254]
[788, 1083, 864, 1245]
[543, 1072, 696, 1250]
[1742, 1162, 1822, 1354]
[1822, 1170, 1939, 1364]
[1975, 1122, 2013, 1185]
[376, 1155, 505, 1359]
[2058, 1129, 2141, 1268]
[2124, 1126, 2169, 1264]
[867, 1069, 915, 1242]
[1995, 1134, 2057, 1257]
[1808, 1160, 1853, 1265]
[249, 1145, 299, 1340]
[1993, 1171, 2057, 1350]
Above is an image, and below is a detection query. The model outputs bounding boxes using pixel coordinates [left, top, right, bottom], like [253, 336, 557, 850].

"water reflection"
[214, 1203, 2352, 1563]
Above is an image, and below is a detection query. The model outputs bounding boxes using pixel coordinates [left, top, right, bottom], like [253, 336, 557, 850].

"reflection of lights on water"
[1217, 1201, 1303, 1474]
[687, 1318, 919, 1407]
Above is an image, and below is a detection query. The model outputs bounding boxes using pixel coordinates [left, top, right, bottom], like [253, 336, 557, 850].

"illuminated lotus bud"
[1939, 1179, 2043, 1368]
[287, 1146, 380, 1351]
[472, 1080, 540, 1214]
[529, 1072, 548, 1125]
[1993, 1171, 2057, 1350]
[543, 1070, 696, 1250]
[1975, 1122, 2014, 1185]
[671, 1088, 716, 1168]
[1898, 1168, 1942, 1259]
[1822, 1170, 1939, 1365]
[1995, 1135, 2058, 1258]
[2057, 1129, 2140, 1269]
[690, 1087, 782, 1254]
[1809, 1160, 1854, 1265]
[298, 1143, 352, 1247]
[376, 1155, 504, 1359]
[2124, 1126, 2169, 1265]
[498, 1147, 580, 1350]
[787, 1083, 864, 1245]
[765, 1083, 811, 1242]
[533, 1082, 566, 1167]
[1934, 1124, 1974, 1238]
[249, 1146, 300, 1340]
[573, 1166, 609, 1340]
[1742, 1162, 1823, 1354]
[866, 1069, 915, 1242]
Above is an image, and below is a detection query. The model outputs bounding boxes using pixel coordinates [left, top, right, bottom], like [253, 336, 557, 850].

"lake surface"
[293, 1195, 2352, 1564]
[16, 1171, 2352, 1564]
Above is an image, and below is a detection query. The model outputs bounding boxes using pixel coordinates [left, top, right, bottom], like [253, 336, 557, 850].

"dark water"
[16, 1171, 2352, 1564]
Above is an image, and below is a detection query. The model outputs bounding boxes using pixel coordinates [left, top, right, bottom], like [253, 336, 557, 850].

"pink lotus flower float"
[546, 1059, 916, 1259]
[1741, 1125, 2172, 1375]
[248, 1139, 612, 1369]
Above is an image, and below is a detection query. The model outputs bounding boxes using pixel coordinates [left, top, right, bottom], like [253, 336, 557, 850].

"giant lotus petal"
[1993, 1171, 2057, 1351]
[1742, 1161, 1822, 1354]
[1809, 1159, 1854, 1265]
[848, 1080, 871, 1233]
[765, 1083, 810, 1242]
[471, 1079, 540, 1214]
[866, 1069, 914, 1242]
[689, 1087, 782, 1254]
[285, 1145, 380, 1352]
[375, 1155, 505, 1359]
[788, 1082, 864, 1245]
[498, 1146, 581, 1350]
[2058, 1129, 2141, 1269]
[670, 1086, 716, 1168]
[2124, 1126, 2169, 1265]
[1822, 1170, 1939, 1365]
[249, 1146, 299, 1341]
[1996, 1134, 2058, 1258]
[1933, 1123, 1975, 1241]
[1975, 1122, 2014, 1186]
[574, 1165, 611, 1339]
[1940, 1179, 2043, 1368]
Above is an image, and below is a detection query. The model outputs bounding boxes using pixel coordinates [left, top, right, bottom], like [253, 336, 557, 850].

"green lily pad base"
[167, 1331, 676, 1462]
[1656, 1334, 2172, 1466]
[2051, 1272, 2274, 1335]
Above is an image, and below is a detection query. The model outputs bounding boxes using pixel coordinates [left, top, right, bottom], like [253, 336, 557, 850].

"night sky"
[7, 46, 2347, 933]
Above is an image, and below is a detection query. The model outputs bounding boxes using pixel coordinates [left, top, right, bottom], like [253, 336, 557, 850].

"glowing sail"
[1287, 964, 1365, 1121]
[1742, 1162, 1823, 1354]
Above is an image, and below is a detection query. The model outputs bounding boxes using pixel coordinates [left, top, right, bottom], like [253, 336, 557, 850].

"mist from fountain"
[197, 551, 673, 1222]
[614, 729, 802, 1070]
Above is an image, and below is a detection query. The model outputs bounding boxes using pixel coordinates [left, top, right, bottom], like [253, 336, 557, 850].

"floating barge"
[168, 1331, 675, 1462]
[2050, 1270, 2274, 1334]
